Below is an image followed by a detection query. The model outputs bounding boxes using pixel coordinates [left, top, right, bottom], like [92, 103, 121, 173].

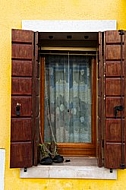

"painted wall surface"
[0, 0, 126, 189]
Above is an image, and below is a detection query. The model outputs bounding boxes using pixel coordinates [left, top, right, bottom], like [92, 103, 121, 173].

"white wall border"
[22, 20, 116, 32]
[0, 149, 5, 190]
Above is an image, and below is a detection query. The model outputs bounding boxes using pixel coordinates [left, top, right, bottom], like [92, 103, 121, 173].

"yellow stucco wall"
[0, 0, 126, 189]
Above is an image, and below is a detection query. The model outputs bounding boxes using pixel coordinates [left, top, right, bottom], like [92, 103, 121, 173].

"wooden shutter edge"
[33, 32, 40, 166]
[119, 30, 125, 169]
[97, 32, 104, 167]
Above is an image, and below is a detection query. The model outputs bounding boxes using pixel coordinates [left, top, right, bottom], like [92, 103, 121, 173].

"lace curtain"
[44, 54, 92, 143]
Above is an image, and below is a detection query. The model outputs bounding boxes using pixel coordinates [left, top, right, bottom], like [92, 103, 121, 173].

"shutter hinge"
[24, 167, 27, 172]
[120, 164, 125, 169]
[110, 168, 113, 173]
[102, 139, 104, 148]
[119, 30, 124, 35]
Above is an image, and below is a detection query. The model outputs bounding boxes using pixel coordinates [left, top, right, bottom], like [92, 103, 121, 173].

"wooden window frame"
[40, 54, 96, 157]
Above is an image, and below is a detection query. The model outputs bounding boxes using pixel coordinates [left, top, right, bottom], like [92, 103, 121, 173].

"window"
[11, 29, 126, 170]
[44, 54, 92, 144]
[40, 53, 96, 157]
[38, 32, 97, 157]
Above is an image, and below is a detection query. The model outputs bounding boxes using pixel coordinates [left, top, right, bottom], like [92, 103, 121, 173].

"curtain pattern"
[44, 54, 92, 143]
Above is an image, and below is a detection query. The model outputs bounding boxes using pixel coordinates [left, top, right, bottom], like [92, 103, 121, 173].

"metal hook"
[114, 105, 124, 118]
[16, 102, 21, 116]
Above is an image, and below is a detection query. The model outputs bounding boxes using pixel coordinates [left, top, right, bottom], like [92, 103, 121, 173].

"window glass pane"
[44, 54, 92, 143]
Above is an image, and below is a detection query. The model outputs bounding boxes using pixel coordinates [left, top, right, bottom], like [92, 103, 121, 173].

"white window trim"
[22, 20, 116, 32]
[21, 20, 117, 179]
[0, 149, 5, 190]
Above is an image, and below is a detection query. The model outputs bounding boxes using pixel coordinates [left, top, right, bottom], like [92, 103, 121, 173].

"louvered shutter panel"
[97, 32, 104, 167]
[11, 29, 39, 168]
[103, 30, 126, 169]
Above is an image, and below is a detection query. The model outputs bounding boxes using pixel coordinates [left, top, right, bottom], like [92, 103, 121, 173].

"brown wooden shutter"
[103, 30, 126, 169]
[11, 29, 39, 168]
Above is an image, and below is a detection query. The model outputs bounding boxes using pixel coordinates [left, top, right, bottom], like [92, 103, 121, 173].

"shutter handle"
[16, 103, 21, 116]
[114, 105, 124, 118]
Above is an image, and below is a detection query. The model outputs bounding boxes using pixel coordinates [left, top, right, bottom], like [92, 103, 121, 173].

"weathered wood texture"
[33, 32, 40, 166]
[104, 31, 126, 169]
[97, 32, 104, 167]
[11, 29, 36, 168]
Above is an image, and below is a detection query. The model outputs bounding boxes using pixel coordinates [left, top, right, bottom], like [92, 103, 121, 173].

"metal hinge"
[119, 30, 124, 35]
[24, 167, 27, 172]
[120, 163, 125, 169]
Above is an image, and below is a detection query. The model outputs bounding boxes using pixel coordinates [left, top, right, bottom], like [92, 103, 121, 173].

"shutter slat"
[12, 60, 32, 77]
[12, 29, 33, 43]
[10, 142, 33, 168]
[106, 78, 124, 96]
[105, 30, 124, 43]
[104, 144, 122, 169]
[12, 44, 33, 59]
[11, 118, 32, 141]
[12, 78, 32, 95]
[105, 61, 124, 76]
[105, 119, 124, 141]
[106, 45, 124, 60]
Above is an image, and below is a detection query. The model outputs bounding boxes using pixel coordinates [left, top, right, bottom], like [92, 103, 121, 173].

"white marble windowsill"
[20, 157, 117, 179]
